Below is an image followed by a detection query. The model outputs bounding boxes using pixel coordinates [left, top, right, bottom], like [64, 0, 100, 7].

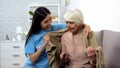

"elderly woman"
[60, 9, 100, 68]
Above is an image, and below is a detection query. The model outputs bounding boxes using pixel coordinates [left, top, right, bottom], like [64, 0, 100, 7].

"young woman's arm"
[51, 23, 66, 31]
[29, 42, 46, 63]
[84, 24, 91, 34]
[28, 34, 49, 63]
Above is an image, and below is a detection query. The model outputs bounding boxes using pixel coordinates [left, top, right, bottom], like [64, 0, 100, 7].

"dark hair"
[25, 7, 51, 45]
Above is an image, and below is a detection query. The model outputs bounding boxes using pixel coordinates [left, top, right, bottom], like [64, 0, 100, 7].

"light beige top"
[61, 30, 93, 68]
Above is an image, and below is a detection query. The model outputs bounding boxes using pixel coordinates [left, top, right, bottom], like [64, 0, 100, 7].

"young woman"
[24, 7, 66, 68]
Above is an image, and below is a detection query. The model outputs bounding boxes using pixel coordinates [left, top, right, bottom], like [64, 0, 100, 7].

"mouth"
[46, 25, 51, 29]
[68, 28, 75, 32]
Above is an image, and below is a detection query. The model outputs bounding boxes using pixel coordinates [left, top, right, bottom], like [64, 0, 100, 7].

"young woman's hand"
[43, 34, 50, 45]
[84, 24, 91, 35]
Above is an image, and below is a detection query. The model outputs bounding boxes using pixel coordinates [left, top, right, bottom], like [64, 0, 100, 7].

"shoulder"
[51, 23, 66, 28]
[29, 31, 44, 41]
[27, 34, 36, 43]
[62, 31, 71, 39]
[84, 30, 95, 39]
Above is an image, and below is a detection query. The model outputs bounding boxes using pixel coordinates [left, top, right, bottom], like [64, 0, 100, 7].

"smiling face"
[66, 21, 79, 34]
[40, 14, 52, 30]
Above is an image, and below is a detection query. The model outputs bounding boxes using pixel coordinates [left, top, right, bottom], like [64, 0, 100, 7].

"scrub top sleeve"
[51, 23, 66, 31]
[24, 38, 36, 54]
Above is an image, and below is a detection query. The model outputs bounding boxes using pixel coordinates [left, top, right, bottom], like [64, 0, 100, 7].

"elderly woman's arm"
[60, 36, 67, 59]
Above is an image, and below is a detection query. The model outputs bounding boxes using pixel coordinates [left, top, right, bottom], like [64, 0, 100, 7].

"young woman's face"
[41, 14, 52, 30]
[66, 21, 79, 33]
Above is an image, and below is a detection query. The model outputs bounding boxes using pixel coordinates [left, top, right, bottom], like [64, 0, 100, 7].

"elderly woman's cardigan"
[46, 28, 105, 68]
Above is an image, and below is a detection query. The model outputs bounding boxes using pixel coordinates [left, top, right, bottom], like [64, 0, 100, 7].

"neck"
[73, 27, 83, 35]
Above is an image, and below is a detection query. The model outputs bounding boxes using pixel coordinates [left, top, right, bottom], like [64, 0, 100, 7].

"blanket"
[46, 28, 105, 68]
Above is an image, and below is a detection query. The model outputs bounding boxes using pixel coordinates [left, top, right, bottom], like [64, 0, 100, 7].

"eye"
[65, 21, 68, 24]
[66, 21, 75, 24]
[44, 20, 48, 23]
[69, 21, 74, 24]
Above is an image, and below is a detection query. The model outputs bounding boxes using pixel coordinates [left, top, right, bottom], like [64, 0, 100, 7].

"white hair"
[64, 9, 84, 26]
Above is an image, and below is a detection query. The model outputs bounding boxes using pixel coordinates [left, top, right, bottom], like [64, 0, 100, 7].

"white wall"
[0, 0, 66, 41]
[67, 0, 120, 31]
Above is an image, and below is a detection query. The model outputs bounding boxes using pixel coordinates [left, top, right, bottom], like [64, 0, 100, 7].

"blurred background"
[0, 0, 120, 41]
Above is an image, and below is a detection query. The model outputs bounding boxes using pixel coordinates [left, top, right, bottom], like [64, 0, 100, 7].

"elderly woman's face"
[65, 21, 79, 33]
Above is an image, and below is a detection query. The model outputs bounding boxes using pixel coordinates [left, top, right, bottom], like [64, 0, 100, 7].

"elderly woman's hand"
[86, 46, 96, 63]
[86, 47, 95, 56]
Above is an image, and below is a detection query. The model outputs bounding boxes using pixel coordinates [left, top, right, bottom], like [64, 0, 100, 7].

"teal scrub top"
[24, 23, 66, 68]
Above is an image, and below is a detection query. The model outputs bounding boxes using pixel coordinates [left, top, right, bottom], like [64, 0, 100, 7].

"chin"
[44, 27, 50, 30]
[46, 26, 50, 29]
[69, 30, 75, 33]
[69, 29, 78, 34]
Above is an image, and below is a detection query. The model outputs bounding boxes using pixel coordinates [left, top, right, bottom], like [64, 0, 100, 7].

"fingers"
[43, 34, 50, 44]
[44, 34, 50, 41]
[63, 54, 70, 63]
[86, 47, 95, 57]
[65, 54, 69, 60]
[44, 34, 49, 38]
[60, 52, 65, 59]
[85, 24, 91, 33]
